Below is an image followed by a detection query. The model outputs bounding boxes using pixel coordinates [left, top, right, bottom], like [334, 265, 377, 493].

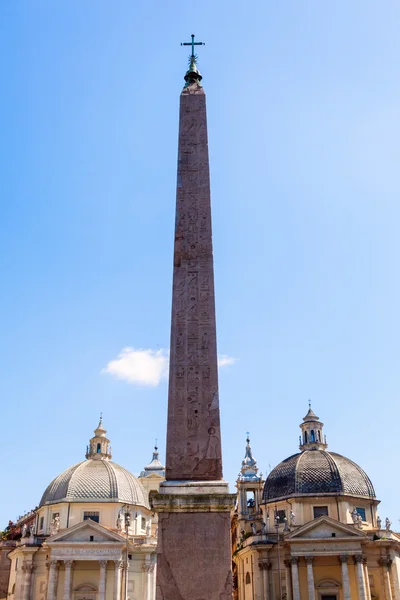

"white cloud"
[218, 355, 237, 367]
[102, 347, 169, 387]
[103, 348, 237, 386]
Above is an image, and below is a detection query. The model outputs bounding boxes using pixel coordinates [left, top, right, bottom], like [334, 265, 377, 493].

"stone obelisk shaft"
[153, 72, 234, 600]
[166, 82, 222, 481]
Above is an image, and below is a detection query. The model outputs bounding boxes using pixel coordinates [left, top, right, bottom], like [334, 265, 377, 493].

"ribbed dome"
[39, 460, 149, 508]
[263, 450, 376, 502]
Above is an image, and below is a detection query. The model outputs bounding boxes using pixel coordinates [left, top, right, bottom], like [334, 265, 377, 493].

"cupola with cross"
[299, 402, 328, 451]
[85, 415, 112, 460]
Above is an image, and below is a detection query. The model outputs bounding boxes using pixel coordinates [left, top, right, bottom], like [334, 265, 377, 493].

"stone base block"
[152, 482, 235, 600]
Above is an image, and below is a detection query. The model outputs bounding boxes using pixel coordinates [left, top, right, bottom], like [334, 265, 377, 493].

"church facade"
[5, 419, 164, 600]
[232, 407, 400, 600]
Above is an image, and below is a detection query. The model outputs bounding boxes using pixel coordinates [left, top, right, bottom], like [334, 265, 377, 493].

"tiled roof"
[39, 460, 149, 508]
[263, 450, 375, 502]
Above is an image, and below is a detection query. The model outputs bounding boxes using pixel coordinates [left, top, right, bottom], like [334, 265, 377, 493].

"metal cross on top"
[181, 34, 205, 58]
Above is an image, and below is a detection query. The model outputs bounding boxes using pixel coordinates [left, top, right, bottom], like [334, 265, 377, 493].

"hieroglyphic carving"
[166, 83, 222, 481]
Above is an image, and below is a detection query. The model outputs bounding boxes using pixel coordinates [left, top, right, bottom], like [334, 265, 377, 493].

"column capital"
[339, 554, 349, 564]
[99, 559, 108, 568]
[258, 560, 271, 571]
[114, 559, 123, 569]
[291, 557, 299, 566]
[63, 560, 74, 568]
[22, 563, 36, 573]
[284, 559, 292, 568]
[354, 554, 363, 564]
[379, 557, 392, 568]
[142, 564, 155, 573]
[362, 556, 368, 566]
[305, 555, 314, 565]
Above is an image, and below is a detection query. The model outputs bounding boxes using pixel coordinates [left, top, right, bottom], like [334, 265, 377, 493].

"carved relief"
[166, 87, 222, 481]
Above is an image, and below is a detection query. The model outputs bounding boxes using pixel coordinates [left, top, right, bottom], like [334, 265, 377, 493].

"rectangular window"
[141, 517, 146, 531]
[39, 517, 44, 531]
[313, 506, 329, 518]
[275, 510, 286, 524]
[84, 511, 100, 523]
[356, 507, 366, 521]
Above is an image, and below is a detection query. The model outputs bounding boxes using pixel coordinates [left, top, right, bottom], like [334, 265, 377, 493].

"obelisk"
[152, 37, 234, 600]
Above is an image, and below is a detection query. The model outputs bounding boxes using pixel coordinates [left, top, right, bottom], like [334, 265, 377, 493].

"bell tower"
[236, 435, 264, 536]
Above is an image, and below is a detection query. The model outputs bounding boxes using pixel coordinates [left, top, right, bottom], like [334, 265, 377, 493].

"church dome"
[262, 407, 376, 503]
[263, 450, 375, 502]
[39, 419, 149, 509]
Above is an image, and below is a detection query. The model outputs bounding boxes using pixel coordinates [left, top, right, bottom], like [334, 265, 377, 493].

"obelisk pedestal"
[152, 47, 235, 600]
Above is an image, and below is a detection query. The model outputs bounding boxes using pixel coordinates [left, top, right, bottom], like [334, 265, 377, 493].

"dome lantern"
[299, 401, 327, 451]
[85, 415, 112, 461]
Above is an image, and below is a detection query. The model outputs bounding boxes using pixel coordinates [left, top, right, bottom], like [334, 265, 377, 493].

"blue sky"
[1, 1, 399, 528]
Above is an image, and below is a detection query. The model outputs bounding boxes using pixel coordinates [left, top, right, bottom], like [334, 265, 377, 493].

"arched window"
[245, 572, 251, 584]
[310, 430, 315, 442]
[304, 431, 308, 443]
[97, 443, 101, 453]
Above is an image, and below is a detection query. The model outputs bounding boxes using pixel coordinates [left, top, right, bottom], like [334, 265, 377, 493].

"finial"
[155, 438, 158, 451]
[181, 34, 205, 85]
[308, 399, 311, 409]
[246, 431, 250, 444]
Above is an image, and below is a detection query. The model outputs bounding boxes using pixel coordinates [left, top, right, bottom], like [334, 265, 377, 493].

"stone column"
[388, 552, 400, 600]
[46, 561, 59, 600]
[291, 558, 300, 600]
[305, 556, 316, 600]
[99, 560, 107, 600]
[379, 558, 393, 600]
[22, 563, 35, 600]
[113, 560, 123, 600]
[63, 560, 73, 600]
[354, 555, 367, 600]
[284, 560, 292, 600]
[340, 555, 352, 600]
[363, 558, 371, 600]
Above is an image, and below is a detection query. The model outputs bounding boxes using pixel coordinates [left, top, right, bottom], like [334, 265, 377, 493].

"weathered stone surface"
[156, 512, 232, 600]
[166, 81, 222, 481]
[155, 74, 233, 600]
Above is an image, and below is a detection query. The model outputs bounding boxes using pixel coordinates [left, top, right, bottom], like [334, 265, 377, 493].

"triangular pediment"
[46, 519, 125, 544]
[286, 516, 366, 540]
